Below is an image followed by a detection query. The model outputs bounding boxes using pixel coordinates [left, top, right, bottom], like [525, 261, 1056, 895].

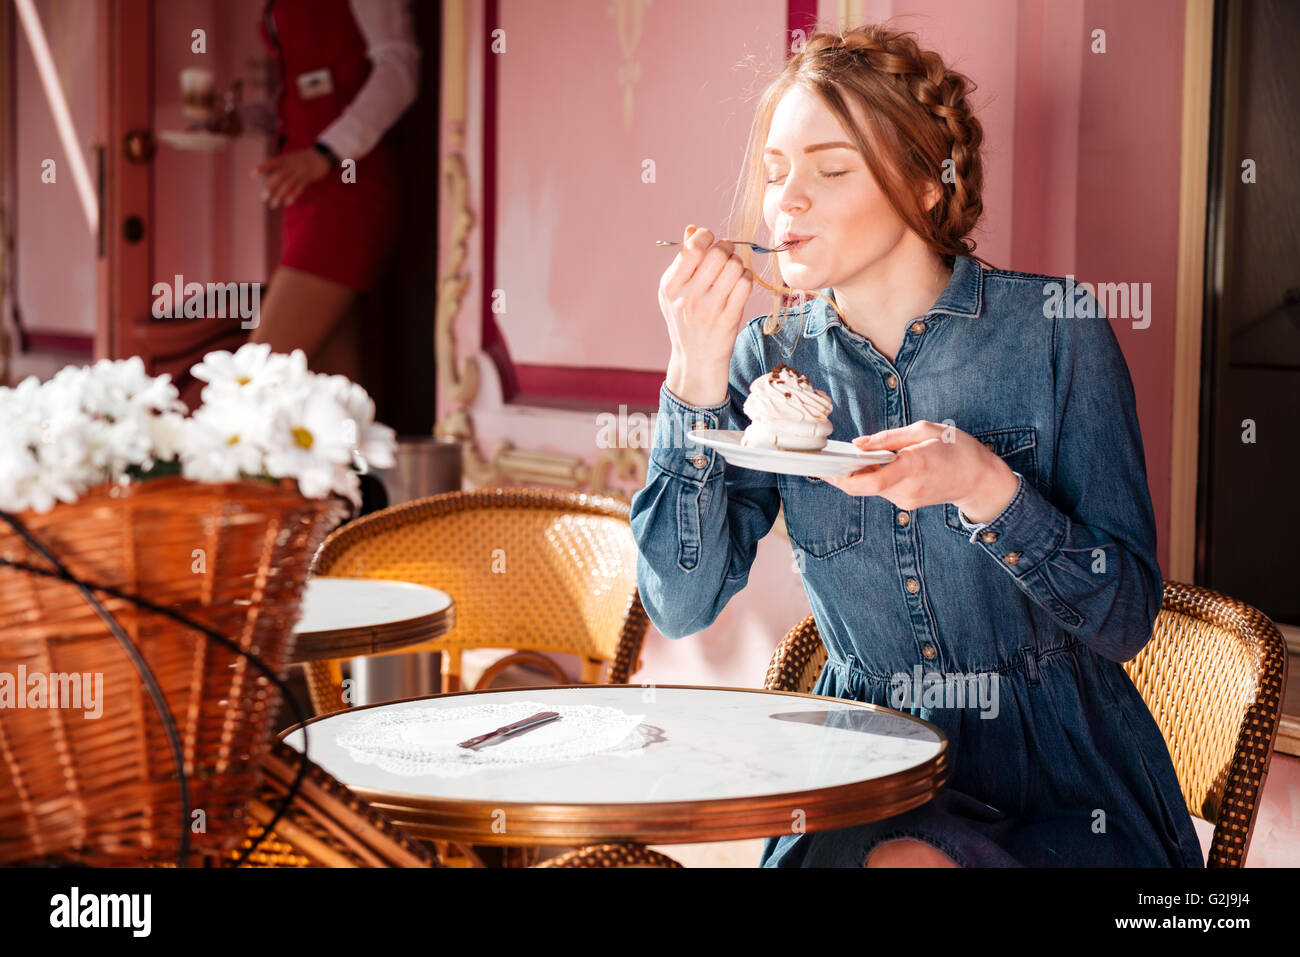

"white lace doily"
[335, 701, 648, 777]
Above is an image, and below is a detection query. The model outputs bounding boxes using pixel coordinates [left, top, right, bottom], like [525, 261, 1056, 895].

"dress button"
[980, 530, 998, 544]
[905, 577, 920, 594]
[691, 454, 708, 469]
[896, 511, 910, 526]
[982, 440, 995, 451]
[922, 644, 936, 659]
[886, 374, 898, 389]
[910, 320, 927, 335]
[1003, 551, 1021, 566]
[692, 420, 707, 432]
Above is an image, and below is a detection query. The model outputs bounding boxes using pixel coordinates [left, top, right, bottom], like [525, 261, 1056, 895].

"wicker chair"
[230, 739, 682, 868]
[536, 844, 685, 868]
[763, 580, 1288, 868]
[302, 487, 651, 714]
[303, 487, 654, 868]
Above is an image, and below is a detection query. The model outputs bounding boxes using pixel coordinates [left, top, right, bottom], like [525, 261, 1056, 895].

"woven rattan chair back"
[764, 580, 1287, 868]
[536, 843, 685, 867]
[1120, 581, 1287, 866]
[762, 613, 829, 698]
[308, 487, 650, 705]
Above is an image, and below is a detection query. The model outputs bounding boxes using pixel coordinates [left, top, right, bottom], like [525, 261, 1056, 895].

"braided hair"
[730, 23, 992, 335]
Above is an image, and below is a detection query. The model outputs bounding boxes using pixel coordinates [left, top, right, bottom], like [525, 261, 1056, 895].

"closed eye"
[766, 171, 850, 184]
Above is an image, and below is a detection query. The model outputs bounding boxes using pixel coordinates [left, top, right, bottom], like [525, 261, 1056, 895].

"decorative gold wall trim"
[435, 153, 480, 406]
[589, 446, 648, 496]
[496, 445, 590, 488]
[433, 408, 647, 499]
[1168, 0, 1215, 583]
[434, 0, 650, 499]
[838, 0, 866, 31]
[610, 0, 652, 132]
[432, 408, 495, 487]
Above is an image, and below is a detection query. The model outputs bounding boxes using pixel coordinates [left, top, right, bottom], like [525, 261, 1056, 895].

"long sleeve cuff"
[955, 472, 1018, 537]
[957, 471, 1068, 578]
[648, 382, 729, 484]
[316, 0, 420, 161]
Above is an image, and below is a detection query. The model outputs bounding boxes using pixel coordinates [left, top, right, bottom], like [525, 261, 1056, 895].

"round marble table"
[290, 578, 456, 714]
[279, 684, 949, 848]
[290, 578, 455, 662]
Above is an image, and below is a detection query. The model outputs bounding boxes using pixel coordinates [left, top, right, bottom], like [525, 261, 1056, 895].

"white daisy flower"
[262, 390, 358, 502]
[317, 374, 397, 470]
[192, 343, 308, 403]
[178, 399, 268, 482]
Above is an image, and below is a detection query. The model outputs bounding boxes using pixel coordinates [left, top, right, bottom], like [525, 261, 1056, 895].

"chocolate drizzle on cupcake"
[768, 362, 811, 388]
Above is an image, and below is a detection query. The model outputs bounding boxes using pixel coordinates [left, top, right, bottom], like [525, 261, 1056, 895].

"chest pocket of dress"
[944, 426, 1039, 535]
[777, 475, 865, 559]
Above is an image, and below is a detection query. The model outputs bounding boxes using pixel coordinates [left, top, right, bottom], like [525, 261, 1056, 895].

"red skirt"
[278, 144, 400, 291]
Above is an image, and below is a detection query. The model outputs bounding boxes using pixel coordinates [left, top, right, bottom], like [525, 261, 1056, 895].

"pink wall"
[447, 0, 1190, 689]
[13, 0, 100, 337]
[1009, 0, 1085, 274]
[494, 0, 790, 374]
[1073, 0, 1184, 574]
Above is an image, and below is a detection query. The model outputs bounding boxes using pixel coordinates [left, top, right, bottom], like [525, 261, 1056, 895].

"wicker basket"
[0, 475, 348, 866]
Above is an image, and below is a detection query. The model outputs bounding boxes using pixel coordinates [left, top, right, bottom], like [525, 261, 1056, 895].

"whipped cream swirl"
[740, 363, 833, 451]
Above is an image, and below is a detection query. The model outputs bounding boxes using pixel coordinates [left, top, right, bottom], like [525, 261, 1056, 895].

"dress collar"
[801, 254, 984, 337]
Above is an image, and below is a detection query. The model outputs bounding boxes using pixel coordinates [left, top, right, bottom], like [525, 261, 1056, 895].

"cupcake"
[740, 363, 833, 451]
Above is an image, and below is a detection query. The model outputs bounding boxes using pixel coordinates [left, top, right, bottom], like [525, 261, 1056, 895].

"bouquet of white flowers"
[0, 343, 398, 866]
[0, 343, 396, 514]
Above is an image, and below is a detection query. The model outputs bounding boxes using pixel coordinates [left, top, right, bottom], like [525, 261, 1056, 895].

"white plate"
[158, 129, 233, 151]
[687, 429, 895, 478]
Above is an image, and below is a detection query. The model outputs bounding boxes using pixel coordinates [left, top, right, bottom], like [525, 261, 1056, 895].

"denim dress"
[629, 255, 1204, 868]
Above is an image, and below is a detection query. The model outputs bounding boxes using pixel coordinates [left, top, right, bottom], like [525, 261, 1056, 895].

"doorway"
[1198, 0, 1300, 725]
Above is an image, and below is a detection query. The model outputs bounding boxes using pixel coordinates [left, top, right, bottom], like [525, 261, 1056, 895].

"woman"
[248, 0, 419, 382]
[630, 24, 1203, 868]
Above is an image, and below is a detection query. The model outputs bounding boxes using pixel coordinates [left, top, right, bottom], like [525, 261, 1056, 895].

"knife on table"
[458, 711, 562, 750]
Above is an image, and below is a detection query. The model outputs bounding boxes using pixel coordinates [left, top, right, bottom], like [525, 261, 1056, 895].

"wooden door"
[103, 0, 273, 408]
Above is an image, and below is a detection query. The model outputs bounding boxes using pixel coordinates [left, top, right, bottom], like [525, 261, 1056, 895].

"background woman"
[247, 0, 419, 384]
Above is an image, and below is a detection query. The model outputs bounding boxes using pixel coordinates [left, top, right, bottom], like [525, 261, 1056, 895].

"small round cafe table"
[279, 684, 949, 863]
[289, 578, 456, 714]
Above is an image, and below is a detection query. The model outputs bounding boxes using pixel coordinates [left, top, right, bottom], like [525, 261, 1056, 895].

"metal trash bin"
[375, 436, 464, 508]
[350, 438, 462, 707]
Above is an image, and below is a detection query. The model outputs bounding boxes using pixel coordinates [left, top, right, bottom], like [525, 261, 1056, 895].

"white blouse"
[302, 0, 421, 161]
